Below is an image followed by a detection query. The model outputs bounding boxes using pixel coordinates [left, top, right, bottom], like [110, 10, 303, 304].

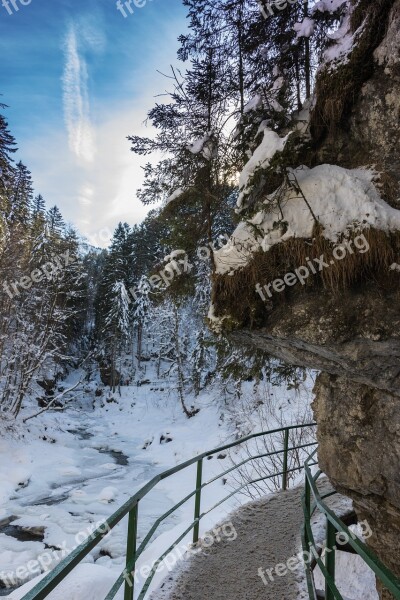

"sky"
[0, 0, 188, 247]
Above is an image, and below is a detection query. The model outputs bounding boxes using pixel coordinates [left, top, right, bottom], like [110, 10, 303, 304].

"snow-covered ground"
[0, 367, 379, 600]
[0, 367, 314, 599]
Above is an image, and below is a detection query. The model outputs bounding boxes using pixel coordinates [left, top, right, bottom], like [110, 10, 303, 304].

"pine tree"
[104, 281, 131, 393]
[0, 104, 17, 188]
[132, 276, 151, 368]
[47, 205, 65, 237]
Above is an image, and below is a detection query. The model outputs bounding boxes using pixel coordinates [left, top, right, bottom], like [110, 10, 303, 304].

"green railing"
[21, 422, 317, 600]
[302, 448, 400, 600]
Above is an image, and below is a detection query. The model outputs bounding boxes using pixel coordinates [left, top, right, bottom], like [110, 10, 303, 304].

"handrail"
[21, 422, 317, 600]
[302, 448, 400, 600]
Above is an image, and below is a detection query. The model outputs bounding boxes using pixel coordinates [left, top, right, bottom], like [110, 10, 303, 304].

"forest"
[0, 0, 345, 420]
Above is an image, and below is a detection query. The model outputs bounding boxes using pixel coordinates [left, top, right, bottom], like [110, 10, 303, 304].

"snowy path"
[155, 485, 309, 600]
[154, 479, 369, 600]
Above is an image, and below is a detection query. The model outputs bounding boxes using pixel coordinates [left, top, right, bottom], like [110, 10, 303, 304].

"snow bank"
[8, 564, 122, 600]
[215, 165, 400, 275]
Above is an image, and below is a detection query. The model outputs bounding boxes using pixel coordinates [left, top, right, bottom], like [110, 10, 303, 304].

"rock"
[313, 375, 400, 600]
[211, 2, 400, 597]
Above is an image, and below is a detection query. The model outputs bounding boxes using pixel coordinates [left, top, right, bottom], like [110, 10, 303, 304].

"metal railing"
[21, 422, 317, 600]
[302, 448, 400, 600]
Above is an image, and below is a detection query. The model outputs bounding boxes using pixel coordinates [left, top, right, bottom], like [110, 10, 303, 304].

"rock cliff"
[212, 1, 400, 597]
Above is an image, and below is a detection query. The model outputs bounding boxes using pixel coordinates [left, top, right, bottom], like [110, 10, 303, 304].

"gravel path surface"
[153, 479, 353, 600]
[155, 485, 310, 600]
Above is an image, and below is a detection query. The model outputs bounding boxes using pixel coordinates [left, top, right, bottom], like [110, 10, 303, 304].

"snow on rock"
[98, 486, 118, 504]
[322, 14, 354, 65]
[215, 165, 400, 275]
[0, 535, 46, 586]
[293, 17, 315, 39]
[312, 0, 347, 14]
[237, 128, 288, 210]
[7, 564, 122, 600]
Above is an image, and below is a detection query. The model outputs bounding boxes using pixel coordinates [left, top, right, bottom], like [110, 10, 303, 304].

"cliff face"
[312, 0, 400, 209]
[313, 375, 400, 600]
[309, 16, 400, 589]
[212, 2, 400, 597]
[230, 286, 400, 599]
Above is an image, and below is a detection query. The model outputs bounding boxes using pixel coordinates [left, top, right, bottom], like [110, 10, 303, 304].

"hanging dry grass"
[212, 227, 400, 330]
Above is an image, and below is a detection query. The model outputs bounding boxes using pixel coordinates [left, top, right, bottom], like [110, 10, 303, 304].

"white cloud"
[19, 9, 187, 248]
[62, 24, 96, 164]
[22, 102, 155, 247]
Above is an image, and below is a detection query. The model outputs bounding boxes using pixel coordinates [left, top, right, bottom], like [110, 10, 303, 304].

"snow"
[293, 18, 315, 39]
[311, 0, 347, 14]
[165, 188, 185, 207]
[322, 14, 354, 65]
[1, 363, 373, 600]
[304, 479, 379, 600]
[272, 76, 284, 92]
[243, 95, 262, 114]
[207, 303, 226, 333]
[8, 564, 122, 600]
[215, 164, 400, 275]
[163, 249, 187, 262]
[0, 361, 316, 598]
[0, 382, 230, 593]
[186, 133, 215, 160]
[294, 98, 313, 134]
[311, 515, 379, 600]
[236, 127, 288, 210]
[314, 551, 379, 600]
[98, 487, 119, 504]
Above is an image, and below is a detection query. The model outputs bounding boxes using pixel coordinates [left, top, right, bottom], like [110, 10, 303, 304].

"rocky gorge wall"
[229, 283, 400, 598]
[214, 1, 400, 597]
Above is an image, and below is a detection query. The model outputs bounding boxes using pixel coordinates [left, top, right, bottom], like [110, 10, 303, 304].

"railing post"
[305, 475, 311, 514]
[325, 518, 336, 600]
[124, 503, 138, 600]
[193, 458, 203, 544]
[304, 476, 311, 547]
[282, 428, 289, 491]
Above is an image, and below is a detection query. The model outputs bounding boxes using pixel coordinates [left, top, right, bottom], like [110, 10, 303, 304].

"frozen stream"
[0, 382, 241, 599]
[0, 410, 181, 596]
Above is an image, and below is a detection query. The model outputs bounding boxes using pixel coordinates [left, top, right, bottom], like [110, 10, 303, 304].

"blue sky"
[0, 0, 187, 246]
